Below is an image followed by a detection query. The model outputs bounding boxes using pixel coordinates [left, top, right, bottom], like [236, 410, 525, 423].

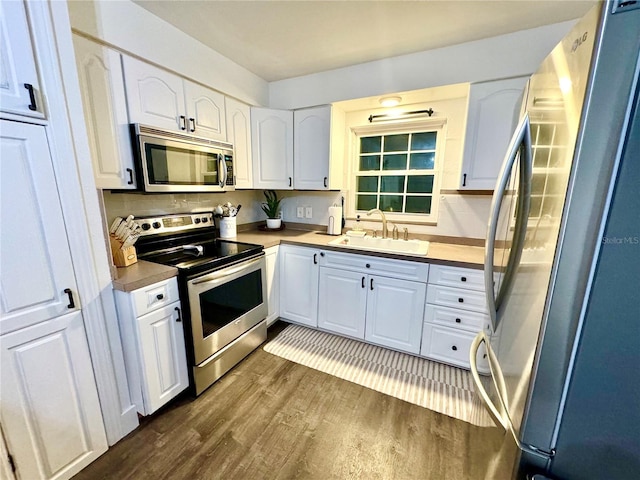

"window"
[354, 129, 439, 217]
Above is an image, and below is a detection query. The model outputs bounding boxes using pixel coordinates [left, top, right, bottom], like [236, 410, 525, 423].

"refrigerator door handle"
[485, 113, 533, 330]
[470, 331, 508, 430]
[471, 332, 555, 460]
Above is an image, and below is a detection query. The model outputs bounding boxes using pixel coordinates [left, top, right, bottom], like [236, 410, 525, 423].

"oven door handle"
[191, 256, 262, 285]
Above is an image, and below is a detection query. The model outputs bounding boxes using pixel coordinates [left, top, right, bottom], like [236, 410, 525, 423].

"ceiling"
[132, 0, 597, 82]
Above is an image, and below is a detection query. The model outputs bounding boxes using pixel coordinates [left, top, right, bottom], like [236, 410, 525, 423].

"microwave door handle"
[218, 156, 226, 188]
[485, 113, 530, 331]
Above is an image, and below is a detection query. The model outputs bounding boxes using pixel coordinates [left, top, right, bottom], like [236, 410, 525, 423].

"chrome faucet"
[366, 208, 388, 239]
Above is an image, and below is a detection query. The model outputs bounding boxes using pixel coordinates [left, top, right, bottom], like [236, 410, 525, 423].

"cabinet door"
[73, 35, 136, 189]
[137, 302, 188, 414]
[294, 106, 330, 190]
[265, 246, 280, 326]
[225, 97, 253, 188]
[365, 276, 426, 354]
[122, 55, 186, 132]
[318, 267, 366, 339]
[0, 312, 107, 480]
[184, 80, 226, 141]
[1, 121, 79, 334]
[251, 107, 293, 189]
[460, 77, 528, 190]
[0, 1, 45, 119]
[279, 246, 318, 326]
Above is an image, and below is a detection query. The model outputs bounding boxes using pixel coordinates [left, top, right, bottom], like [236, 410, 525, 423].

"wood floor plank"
[73, 322, 516, 480]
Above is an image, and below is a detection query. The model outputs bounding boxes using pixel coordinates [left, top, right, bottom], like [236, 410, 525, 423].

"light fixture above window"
[379, 96, 402, 107]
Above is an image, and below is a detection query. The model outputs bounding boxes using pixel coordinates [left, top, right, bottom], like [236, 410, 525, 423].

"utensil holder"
[219, 217, 237, 238]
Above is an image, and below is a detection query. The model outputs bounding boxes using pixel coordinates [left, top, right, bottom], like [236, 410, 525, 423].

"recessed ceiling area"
[132, 0, 596, 82]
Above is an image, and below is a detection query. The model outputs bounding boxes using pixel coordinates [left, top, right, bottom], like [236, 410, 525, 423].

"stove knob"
[141, 223, 151, 231]
[152, 222, 161, 229]
[194, 218, 201, 224]
[202, 217, 208, 223]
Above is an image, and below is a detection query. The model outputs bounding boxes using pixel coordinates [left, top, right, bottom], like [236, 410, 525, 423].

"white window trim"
[346, 118, 447, 225]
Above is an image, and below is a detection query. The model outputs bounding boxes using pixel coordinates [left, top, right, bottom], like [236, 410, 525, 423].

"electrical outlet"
[296, 206, 304, 218]
[305, 206, 313, 218]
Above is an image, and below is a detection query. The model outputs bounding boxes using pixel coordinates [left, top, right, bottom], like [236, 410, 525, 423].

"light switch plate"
[305, 206, 313, 218]
[296, 206, 304, 218]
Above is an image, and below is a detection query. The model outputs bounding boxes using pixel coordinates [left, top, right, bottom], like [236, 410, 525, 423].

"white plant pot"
[266, 218, 282, 229]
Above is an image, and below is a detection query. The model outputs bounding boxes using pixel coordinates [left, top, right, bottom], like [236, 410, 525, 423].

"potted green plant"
[261, 190, 282, 229]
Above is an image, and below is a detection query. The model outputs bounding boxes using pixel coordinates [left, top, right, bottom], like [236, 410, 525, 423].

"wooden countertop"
[112, 228, 487, 292]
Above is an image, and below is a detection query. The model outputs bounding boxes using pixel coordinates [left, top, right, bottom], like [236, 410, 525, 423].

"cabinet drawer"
[320, 250, 429, 282]
[424, 304, 491, 334]
[426, 284, 487, 313]
[421, 324, 489, 372]
[428, 264, 485, 291]
[131, 277, 179, 317]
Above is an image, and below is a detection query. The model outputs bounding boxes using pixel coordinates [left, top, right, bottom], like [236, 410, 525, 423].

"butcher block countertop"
[112, 226, 487, 292]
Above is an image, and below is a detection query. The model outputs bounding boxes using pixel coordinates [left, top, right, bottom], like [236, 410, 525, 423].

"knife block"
[110, 235, 138, 267]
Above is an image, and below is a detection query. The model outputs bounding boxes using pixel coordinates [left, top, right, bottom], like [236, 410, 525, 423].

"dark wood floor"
[75, 321, 517, 480]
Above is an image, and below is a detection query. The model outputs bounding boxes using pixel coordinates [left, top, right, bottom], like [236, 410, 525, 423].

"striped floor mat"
[263, 324, 493, 427]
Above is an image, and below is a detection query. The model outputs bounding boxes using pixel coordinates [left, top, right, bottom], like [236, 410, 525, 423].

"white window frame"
[347, 118, 447, 224]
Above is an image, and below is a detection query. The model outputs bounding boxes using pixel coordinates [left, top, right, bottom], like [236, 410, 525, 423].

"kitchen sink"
[328, 235, 429, 256]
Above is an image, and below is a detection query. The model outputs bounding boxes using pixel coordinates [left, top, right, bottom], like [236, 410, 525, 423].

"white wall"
[67, 0, 268, 106]
[269, 20, 576, 109]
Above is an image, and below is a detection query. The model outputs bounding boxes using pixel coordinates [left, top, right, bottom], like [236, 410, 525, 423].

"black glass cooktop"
[138, 236, 263, 275]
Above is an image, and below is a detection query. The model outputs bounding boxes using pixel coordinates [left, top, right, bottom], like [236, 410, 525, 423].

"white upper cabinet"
[293, 105, 345, 190]
[251, 107, 294, 189]
[460, 77, 528, 190]
[225, 97, 253, 188]
[294, 106, 331, 190]
[0, 121, 79, 335]
[122, 56, 227, 141]
[73, 35, 136, 189]
[184, 80, 226, 141]
[0, 1, 45, 119]
[122, 55, 185, 132]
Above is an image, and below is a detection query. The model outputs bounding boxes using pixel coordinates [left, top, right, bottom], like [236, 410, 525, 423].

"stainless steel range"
[133, 212, 267, 395]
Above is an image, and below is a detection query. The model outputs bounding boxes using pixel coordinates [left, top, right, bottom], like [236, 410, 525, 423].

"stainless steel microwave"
[131, 124, 234, 193]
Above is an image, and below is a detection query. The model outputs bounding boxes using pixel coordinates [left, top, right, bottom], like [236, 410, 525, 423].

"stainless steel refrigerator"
[469, 2, 640, 479]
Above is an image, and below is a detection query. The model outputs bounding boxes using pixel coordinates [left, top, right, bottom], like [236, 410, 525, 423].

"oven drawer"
[131, 277, 180, 317]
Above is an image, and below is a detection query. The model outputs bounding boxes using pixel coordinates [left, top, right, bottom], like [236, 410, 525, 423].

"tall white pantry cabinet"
[1, 1, 138, 479]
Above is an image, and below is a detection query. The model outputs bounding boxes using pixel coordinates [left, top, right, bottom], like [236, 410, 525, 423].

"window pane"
[409, 152, 435, 170]
[411, 132, 437, 150]
[383, 154, 407, 170]
[383, 134, 409, 152]
[357, 195, 377, 211]
[406, 196, 432, 214]
[360, 136, 381, 154]
[357, 176, 378, 193]
[380, 175, 405, 193]
[380, 195, 403, 212]
[407, 175, 434, 193]
[360, 155, 381, 171]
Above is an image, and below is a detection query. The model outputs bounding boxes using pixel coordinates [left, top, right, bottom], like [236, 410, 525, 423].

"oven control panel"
[135, 213, 214, 236]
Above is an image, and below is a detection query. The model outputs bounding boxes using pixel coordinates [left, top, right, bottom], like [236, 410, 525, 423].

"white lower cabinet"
[365, 275, 426, 355]
[115, 278, 188, 415]
[264, 246, 280, 326]
[0, 312, 108, 480]
[422, 264, 492, 372]
[318, 267, 367, 339]
[318, 252, 428, 355]
[279, 245, 319, 327]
